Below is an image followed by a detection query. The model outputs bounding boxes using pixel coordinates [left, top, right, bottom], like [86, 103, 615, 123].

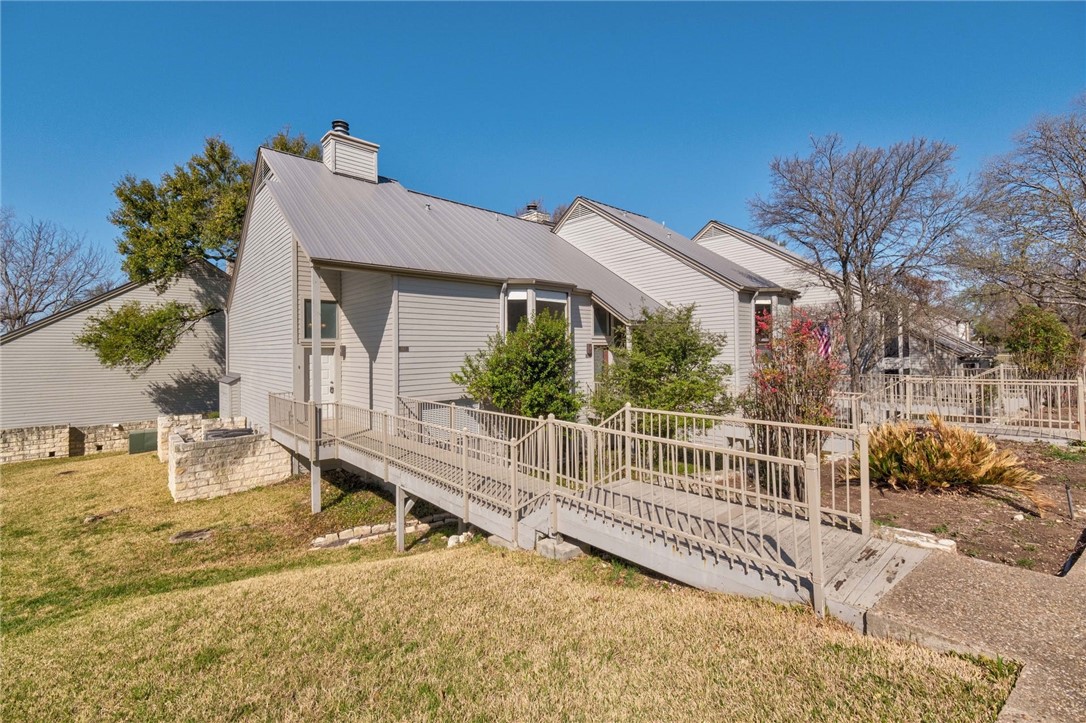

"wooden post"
[587, 429, 596, 489]
[548, 414, 558, 535]
[381, 411, 390, 477]
[461, 428, 470, 525]
[395, 480, 406, 553]
[510, 442, 519, 548]
[805, 453, 825, 617]
[858, 423, 871, 537]
[310, 267, 322, 515]
[1078, 375, 1086, 443]
[904, 377, 913, 420]
[624, 402, 633, 482]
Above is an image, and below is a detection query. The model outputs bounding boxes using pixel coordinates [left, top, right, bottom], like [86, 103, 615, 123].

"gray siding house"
[0, 263, 228, 429]
[692, 219, 989, 373]
[225, 122, 796, 432]
[552, 202, 795, 388]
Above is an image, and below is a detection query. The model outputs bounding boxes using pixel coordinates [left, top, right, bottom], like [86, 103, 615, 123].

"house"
[0, 263, 228, 462]
[693, 220, 990, 374]
[552, 200, 795, 388]
[224, 120, 795, 433]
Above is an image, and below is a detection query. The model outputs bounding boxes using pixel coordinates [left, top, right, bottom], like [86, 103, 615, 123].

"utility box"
[128, 429, 157, 454]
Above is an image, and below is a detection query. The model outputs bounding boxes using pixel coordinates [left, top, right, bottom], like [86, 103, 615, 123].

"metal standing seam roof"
[260, 150, 659, 321]
[578, 199, 787, 291]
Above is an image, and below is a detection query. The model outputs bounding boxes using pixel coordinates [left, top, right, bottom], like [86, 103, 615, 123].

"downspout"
[732, 292, 742, 392]
[392, 275, 400, 412]
[310, 265, 322, 514]
[499, 282, 508, 336]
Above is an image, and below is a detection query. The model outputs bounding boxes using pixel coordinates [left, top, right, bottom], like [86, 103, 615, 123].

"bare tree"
[951, 99, 1086, 337]
[1, 209, 113, 332]
[749, 135, 972, 386]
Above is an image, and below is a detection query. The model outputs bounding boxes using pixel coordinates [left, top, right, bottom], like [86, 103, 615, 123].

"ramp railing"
[270, 394, 873, 613]
[858, 374, 1084, 440]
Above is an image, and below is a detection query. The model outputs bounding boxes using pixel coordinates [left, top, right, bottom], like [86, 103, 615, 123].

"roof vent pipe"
[331, 119, 350, 134]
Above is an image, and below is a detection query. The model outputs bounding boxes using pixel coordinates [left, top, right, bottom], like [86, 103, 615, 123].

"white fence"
[838, 373, 1085, 441]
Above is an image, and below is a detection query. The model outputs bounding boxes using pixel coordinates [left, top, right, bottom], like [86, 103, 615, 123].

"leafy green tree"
[76, 301, 204, 371]
[590, 304, 733, 429]
[81, 129, 320, 371]
[452, 309, 581, 420]
[1004, 306, 1083, 378]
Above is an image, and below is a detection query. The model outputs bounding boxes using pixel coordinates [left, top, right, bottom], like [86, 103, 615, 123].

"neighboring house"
[225, 121, 796, 433]
[693, 219, 989, 374]
[0, 263, 228, 462]
[553, 201, 795, 388]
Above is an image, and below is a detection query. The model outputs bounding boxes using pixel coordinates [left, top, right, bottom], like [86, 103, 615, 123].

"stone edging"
[311, 513, 460, 548]
[872, 525, 957, 553]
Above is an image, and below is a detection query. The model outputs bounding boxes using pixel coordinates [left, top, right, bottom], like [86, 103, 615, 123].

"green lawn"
[0, 452, 442, 636]
[1, 453, 1016, 721]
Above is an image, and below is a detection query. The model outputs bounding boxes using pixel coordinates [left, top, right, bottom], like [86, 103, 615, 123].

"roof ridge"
[406, 188, 554, 229]
[582, 196, 651, 220]
[259, 146, 325, 164]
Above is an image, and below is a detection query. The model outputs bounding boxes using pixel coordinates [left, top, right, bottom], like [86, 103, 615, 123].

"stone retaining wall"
[167, 430, 292, 502]
[74, 420, 156, 456]
[1, 419, 156, 464]
[0, 425, 70, 464]
[157, 415, 249, 461]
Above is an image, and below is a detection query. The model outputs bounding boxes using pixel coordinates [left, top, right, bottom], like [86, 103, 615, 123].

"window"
[535, 289, 567, 320]
[754, 300, 773, 348]
[507, 290, 528, 333]
[593, 303, 615, 338]
[303, 299, 338, 339]
[506, 288, 568, 332]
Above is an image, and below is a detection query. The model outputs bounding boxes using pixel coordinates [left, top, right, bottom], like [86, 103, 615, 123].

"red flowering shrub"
[741, 309, 844, 429]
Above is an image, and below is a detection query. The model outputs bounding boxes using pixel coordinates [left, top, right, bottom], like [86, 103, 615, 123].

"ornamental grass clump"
[868, 414, 1047, 511]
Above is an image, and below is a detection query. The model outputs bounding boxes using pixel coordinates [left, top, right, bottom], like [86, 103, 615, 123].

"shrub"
[868, 414, 1047, 510]
[741, 309, 844, 427]
[1004, 306, 1082, 379]
[451, 308, 581, 421]
[590, 304, 733, 435]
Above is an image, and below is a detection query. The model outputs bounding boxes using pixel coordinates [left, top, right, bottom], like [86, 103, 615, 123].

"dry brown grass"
[3, 544, 1015, 722]
[2, 453, 1016, 721]
[0, 452, 441, 635]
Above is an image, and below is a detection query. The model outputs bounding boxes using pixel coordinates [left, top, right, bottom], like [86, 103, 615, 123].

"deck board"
[274, 418, 928, 624]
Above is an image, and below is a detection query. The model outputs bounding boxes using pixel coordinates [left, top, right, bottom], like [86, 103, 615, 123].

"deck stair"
[269, 394, 930, 630]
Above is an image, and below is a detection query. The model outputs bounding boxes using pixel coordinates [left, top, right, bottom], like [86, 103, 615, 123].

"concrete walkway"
[867, 552, 1086, 721]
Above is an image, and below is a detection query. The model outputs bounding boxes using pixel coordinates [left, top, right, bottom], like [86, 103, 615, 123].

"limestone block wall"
[75, 420, 156, 456]
[1, 419, 157, 464]
[0, 425, 70, 464]
[167, 431, 292, 502]
[158, 415, 204, 461]
[157, 415, 249, 461]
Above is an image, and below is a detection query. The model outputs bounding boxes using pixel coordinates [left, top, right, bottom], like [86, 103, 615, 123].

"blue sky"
[2, 2, 1084, 273]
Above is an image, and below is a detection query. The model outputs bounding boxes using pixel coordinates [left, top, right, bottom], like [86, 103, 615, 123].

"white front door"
[305, 348, 337, 405]
[320, 349, 335, 403]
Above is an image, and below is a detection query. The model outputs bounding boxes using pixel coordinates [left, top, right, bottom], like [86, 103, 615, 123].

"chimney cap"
[331, 119, 350, 135]
[526, 202, 538, 211]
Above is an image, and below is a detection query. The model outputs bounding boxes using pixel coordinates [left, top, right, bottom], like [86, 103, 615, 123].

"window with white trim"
[534, 289, 567, 320]
[507, 289, 529, 333]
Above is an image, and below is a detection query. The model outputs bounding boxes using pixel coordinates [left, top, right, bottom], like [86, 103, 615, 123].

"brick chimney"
[321, 119, 379, 183]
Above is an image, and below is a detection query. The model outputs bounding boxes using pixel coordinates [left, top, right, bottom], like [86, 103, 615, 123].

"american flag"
[815, 321, 832, 359]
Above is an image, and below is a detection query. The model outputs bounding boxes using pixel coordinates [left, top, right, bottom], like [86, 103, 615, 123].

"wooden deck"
[270, 400, 929, 629]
